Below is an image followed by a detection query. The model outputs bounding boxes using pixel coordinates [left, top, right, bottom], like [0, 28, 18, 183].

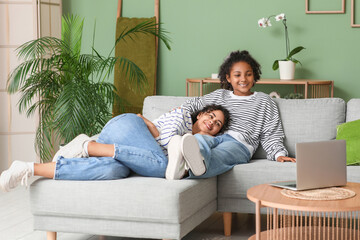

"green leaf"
[110, 19, 171, 57]
[288, 46, 305, 59]
[61, 14, 84, 58]
[272, 60, 279, 70]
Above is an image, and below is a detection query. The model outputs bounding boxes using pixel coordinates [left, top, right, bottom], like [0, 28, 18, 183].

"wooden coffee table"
[247, 182, 360, 240]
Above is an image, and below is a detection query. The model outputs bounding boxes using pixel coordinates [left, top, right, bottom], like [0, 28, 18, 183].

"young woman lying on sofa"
[0, 104, 230, 192]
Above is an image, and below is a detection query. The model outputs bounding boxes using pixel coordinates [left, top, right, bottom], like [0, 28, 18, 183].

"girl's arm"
[260, 98, 290, 161]
[181, 97, 204, 114]
[137, 114, 159, 138]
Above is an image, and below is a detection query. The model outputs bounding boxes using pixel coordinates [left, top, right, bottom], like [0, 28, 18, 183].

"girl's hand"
[276, 156, 296, 162]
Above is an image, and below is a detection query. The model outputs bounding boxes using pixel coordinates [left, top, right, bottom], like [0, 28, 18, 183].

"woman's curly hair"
[191, 104, 231, 135]
[218, 50, 262, 91]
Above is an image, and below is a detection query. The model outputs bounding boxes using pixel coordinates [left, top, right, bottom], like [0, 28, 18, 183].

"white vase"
[278, 60, 295, 80]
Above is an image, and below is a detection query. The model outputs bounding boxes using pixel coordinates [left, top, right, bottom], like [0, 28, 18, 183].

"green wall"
[63, 0, 360, 101]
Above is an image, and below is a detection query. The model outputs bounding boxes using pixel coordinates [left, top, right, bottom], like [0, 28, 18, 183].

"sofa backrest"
[346, 99, 360, 122]
[143, 96, 191, 121]
[143, 96, 346, 158]
[254, 98, 346, 158]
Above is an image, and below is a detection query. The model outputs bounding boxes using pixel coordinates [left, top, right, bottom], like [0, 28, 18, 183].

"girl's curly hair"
[191, 104, 231, 135]
[218, 50, 262, 91]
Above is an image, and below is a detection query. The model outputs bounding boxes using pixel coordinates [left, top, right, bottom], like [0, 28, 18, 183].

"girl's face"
[226, 61, 255, 96]
[193, 110, 225, 136]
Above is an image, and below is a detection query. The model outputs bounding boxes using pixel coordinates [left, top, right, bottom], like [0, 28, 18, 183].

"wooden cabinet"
[186, 78, 334, 98]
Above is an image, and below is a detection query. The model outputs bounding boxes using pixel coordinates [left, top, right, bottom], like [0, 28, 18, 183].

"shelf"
[186, 78, 334, 98]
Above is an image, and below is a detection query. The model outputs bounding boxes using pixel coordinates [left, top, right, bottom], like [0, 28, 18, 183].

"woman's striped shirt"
[181, 89, 288, 161]
[152, 108, 193, 156]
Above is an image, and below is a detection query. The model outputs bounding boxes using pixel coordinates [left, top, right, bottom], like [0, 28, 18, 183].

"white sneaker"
[52, 134, 92, 162]
[166, 135, 186, 180]
[181, 133, 206, 176]
[0, 161, 33, 192]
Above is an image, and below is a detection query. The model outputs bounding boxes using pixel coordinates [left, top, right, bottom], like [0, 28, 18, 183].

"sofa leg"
[46, 231, 57, 240]
[223, 212, 232, 236]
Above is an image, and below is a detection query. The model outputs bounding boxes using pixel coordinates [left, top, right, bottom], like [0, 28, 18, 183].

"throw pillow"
[336, 119, 360, 165]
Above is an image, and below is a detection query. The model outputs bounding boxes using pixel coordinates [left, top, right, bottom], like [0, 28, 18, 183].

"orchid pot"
[278, 60, 295, 80]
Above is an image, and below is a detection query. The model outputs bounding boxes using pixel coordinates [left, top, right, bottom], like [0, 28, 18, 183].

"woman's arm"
[137, 114, 159, 138]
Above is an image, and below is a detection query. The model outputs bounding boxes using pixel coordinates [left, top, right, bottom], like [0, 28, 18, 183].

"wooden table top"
[247, 182, 360, 212]
[186, 78, 334, 85]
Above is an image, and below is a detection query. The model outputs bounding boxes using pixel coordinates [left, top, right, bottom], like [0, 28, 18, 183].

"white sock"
[27, 162, 34, 176]
[112, 144, 116, 158]
[83, 140, 90, 157]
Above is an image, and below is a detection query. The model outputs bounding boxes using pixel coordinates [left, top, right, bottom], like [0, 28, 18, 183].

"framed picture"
[352, 0, 360, 27]
[306, 0, 345, 14]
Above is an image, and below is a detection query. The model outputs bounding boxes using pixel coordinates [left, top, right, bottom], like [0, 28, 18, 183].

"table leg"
[256, 200, 261, 240]
[46, 232, 57, 240]
[273, 208, 278, 239]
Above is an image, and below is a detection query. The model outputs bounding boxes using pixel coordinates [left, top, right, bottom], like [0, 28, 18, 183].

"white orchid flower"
[258, 18, 266, 27]
[258, 18, 271, 28]
[275, 13, 285, 21]
[266, 19, 272, 27]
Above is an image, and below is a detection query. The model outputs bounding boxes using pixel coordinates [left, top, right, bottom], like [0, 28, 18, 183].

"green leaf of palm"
[110, 19, 171, 57]
[62, 14, 84, 58]
[15, 37, 62, 61]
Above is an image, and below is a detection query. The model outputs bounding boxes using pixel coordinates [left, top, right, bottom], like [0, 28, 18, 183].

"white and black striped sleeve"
[259, 99, 288, 161]
[153, 108, 193, 150]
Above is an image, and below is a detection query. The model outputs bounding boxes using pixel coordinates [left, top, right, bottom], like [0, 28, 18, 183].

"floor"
[0, 180, 263, 240]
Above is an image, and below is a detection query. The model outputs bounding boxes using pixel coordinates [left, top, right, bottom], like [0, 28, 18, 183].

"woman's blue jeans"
[188, 134, 251, 179]
[54, 114, 168, 180]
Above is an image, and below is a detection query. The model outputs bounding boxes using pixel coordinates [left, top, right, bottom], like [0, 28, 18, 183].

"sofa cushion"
[30, 176, 216, 224]
[346, 99, 360, 122]
[336, 119, 360, 165]
[253, 98, 346, 158]
[217, 159, 360, 201]
[218, 159, 296, 199]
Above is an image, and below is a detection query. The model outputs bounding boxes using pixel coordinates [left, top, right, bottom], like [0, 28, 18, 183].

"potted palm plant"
[7, 15, 171, 161]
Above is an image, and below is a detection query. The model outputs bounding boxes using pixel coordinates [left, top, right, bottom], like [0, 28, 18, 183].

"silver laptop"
[270, 140, 347, 191]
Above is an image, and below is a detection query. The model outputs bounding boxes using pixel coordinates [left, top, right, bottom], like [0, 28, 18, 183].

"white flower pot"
[278, 60, 295, 80]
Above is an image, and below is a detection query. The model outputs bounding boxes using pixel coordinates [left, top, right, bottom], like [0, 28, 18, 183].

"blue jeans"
[54, 114, 168, 180]
[188, 134, 251, 179]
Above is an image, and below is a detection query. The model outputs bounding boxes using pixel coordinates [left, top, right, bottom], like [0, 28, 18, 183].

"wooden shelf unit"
[186, 78, 334, 98]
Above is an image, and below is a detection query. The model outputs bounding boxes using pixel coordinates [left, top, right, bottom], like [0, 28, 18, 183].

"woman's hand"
[137, 114, 159, 138]
[276, 156, 296, 162]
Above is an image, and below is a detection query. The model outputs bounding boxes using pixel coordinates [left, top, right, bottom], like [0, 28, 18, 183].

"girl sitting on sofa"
[0, 104, 230, 192]
[178, 50, 296, 180]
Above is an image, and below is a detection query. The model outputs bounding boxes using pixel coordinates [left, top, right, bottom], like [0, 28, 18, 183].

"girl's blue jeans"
[54, 114, 168, 180]
[188, 134, 251, 179]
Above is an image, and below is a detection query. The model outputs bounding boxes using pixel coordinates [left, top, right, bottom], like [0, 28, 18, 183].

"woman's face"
[193, 110, 225, 136]
[226, 61, 255, 96]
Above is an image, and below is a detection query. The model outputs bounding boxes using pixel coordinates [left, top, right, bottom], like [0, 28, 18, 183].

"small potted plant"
[258, 13, 305, 80]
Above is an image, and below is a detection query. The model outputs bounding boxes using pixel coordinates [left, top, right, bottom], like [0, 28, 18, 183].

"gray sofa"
[29, 96, 360, 240]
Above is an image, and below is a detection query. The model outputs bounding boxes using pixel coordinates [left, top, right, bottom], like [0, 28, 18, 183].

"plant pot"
[278, 60, 295, 80]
